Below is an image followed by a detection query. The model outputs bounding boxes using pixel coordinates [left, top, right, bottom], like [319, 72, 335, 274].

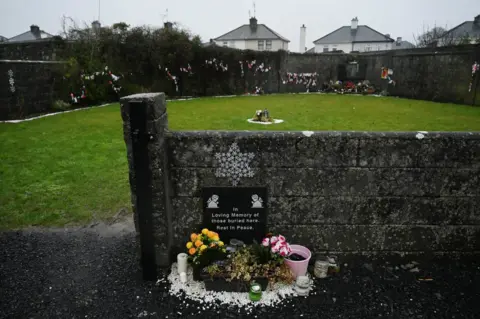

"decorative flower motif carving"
[214, 142, 255, 186]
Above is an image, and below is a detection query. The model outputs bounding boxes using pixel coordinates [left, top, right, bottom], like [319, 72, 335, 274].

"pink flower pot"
[284, 245, 312, 278]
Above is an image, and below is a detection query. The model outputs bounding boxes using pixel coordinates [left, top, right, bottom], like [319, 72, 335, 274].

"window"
[332, 45, 338, 51]
[364, 45, 372, 52]
[258, 40, 264, 50]
[266, 40, 272, 50]
[323, 45, 329, 52]
[223, 41, 228, 47]
[230, 41, 235, 48]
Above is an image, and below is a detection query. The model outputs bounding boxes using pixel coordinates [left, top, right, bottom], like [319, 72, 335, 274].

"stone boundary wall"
[121, 93, 480, 268]
[0, 60, 65, 120]
[2, 41, 479, 120]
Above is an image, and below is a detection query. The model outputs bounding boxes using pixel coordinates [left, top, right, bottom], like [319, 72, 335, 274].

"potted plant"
[185, 228, 227, 281]
[284, 244, 312, 278]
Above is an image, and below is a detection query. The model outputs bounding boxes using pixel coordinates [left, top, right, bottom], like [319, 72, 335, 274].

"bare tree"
[414, 24, 456, 47]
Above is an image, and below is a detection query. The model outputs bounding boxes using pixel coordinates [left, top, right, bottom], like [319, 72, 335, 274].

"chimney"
[164, 21, 173, 30]
[385, 33, 391, 39]
[396, 37, 402, 46]
[250, 17, 258, 32]
[30, 25, 41, 38]
[475, 14, 480, 25]
[300, 24, 306, 53]
[91, 20, 101, 31]
[351, 17, 358, 30]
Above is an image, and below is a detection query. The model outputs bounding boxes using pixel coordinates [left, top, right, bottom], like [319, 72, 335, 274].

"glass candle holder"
[249, 282, 262, 301]
[314, 258, 330, 278]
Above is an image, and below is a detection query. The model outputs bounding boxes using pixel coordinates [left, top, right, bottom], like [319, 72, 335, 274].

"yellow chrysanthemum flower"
[218, 241, 224, 246]
[212, 236, 220, 241]
[201, 228, 209, 235]
[186, 242, 193, 249]
[200, 245, 207, 252]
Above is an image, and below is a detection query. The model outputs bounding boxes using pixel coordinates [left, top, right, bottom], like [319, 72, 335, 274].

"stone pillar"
[120, 93, 173, 279]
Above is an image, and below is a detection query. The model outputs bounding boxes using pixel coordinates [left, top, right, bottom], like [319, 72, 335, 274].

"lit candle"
[177, 253, 188, 275]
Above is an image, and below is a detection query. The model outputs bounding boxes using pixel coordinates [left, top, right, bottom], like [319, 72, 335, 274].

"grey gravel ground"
[1, 218, 480, 319]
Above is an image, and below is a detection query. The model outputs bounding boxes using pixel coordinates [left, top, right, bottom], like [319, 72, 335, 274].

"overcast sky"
[1, 0, 479, 51]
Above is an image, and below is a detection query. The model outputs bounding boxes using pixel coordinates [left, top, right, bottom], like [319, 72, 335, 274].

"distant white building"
[6, 25, 54, 43]
[213, 17, 289, 51]
[312, 17, 394, 53]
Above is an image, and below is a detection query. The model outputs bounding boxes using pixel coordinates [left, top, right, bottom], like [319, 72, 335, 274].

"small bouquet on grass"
[186, 228, 227, 268]
[252, 109, 273, 123]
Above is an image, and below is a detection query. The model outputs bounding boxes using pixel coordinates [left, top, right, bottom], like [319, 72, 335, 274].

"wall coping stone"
[167, 131, 480, 140]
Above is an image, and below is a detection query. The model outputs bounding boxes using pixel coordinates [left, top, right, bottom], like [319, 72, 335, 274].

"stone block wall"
[360, 46, 480, 105]
[167, 131, 480, 255]
[0, 40, 64, 61]
[0, 60, 65, 120]
[120, 94, 480, 268]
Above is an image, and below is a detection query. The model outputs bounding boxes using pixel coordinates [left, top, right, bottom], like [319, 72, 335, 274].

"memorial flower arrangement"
[223, 245, 295, 284]
[251, 109, 273, 123]
[186, 228, 227, 267]
[202, 235, 294, 289]
[254, 234, 293, 264]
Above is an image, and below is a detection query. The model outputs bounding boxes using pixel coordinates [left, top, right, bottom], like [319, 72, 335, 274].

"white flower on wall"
[214, 142, 255, 186]
[7, 69, 15, 93]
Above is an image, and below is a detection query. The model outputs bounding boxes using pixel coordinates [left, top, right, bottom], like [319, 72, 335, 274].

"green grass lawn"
[1, 94, 480, 229]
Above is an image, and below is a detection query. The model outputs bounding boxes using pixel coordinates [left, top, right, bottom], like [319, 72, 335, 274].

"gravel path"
[1, 219, 479, 319]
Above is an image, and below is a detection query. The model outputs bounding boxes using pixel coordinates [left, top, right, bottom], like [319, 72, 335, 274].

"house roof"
[445, 20, 480, 39]
[305, 47, 315, 54]
[392, 40, 415, 50]
[313, 25, 394, 44]
[7, 28, 54, 43]
[214, 22, 289, 42]
[202, 41, 217, 47]
[0, 35, 7, 42]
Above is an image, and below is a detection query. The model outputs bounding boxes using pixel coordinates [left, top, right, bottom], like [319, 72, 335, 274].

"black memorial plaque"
[202, 187, 267, 244]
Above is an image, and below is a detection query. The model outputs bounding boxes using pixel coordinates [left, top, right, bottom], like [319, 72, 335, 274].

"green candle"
[249, 282, 262, 301]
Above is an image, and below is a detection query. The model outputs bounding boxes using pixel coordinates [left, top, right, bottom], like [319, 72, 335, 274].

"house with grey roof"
[213, 17, 289, 51]
[0, 35, 7, 42]
[312, 17, 394, 53]
[392, 37, 415, 50]
[7, 25, 54, 43]
[440, 14, 480, 45]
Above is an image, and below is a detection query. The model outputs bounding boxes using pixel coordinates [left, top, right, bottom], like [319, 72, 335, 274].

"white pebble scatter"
[302, 131, 314, 137]
[165, 263, 314, 309]
[416, 133, 425, 140]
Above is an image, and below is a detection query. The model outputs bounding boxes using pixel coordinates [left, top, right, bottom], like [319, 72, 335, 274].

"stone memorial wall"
[121, 93, 480, 268]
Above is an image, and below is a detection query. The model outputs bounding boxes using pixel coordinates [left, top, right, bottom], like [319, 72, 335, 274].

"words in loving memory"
[211, 211, 260, 231]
